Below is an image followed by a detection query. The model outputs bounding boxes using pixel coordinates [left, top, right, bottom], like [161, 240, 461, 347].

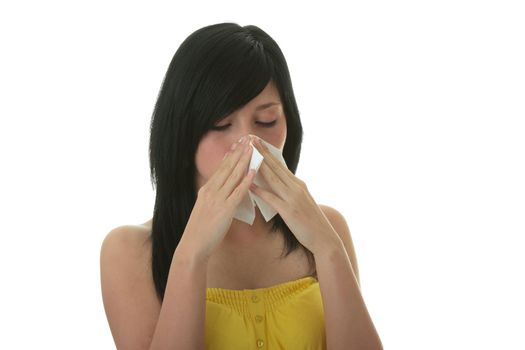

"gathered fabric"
[205, 276, 326, 349]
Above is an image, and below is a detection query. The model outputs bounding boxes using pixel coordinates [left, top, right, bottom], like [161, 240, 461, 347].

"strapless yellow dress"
[205, 276, 326, 349]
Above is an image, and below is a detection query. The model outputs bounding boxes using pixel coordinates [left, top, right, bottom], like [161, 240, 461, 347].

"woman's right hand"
[177, 135, 256, 262]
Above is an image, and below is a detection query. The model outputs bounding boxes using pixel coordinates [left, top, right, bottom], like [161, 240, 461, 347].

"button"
[251, 295, 260, 303]
[255, 315, 263, 323]
[256, 339, 265, 348]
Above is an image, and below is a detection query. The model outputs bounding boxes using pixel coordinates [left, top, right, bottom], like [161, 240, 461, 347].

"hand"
[178, 136, 256, 261]
[249, 137, 340, 256]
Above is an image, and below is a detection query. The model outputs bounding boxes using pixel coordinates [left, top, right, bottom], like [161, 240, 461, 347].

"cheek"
[195, 136, 231, 178]
[262, 121, 287, 149]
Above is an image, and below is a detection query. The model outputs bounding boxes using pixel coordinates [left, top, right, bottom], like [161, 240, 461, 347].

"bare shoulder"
[318, 204, 360, 285]
[101, 224, 152, 259]
[100, 224, 160, 349]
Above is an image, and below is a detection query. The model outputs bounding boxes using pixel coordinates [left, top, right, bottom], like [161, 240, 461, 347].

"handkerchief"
[232, 134, 288, 225]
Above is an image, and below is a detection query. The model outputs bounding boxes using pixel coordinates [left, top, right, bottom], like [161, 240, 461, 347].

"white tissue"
[233, 134, 288, 225]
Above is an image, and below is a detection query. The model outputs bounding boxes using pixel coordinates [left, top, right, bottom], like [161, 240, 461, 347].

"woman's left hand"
[249, 138, 341, 256]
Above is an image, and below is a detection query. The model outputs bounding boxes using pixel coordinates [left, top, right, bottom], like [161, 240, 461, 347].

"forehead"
[245, 80, 281, 107]
[222, 80, 283, 120]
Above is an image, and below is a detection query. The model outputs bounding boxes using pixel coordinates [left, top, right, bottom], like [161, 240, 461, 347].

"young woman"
[100, 22, 383, 350]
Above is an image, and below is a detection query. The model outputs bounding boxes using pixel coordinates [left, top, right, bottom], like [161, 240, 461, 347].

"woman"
[100, 22, 383, 350]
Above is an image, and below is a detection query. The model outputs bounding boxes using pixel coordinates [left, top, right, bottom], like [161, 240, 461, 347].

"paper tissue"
[233, 134, 288, 225]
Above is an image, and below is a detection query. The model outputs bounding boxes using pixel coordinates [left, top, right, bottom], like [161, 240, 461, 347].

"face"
[195, 80, 287, 191]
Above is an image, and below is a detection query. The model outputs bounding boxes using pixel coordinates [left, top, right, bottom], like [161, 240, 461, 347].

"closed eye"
[211, 120, 277, 131]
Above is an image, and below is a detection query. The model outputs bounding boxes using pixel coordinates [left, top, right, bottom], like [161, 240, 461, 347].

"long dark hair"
[146, 22, 314, 302]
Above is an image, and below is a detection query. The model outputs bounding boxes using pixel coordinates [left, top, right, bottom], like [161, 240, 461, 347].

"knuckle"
[198, 185, 215, 202]
[291, 206, 301, 218]
[234, 165, 247, 180]
[198, 185, 208, 197]
[267, 172, 278, 183]
[292, 185, 306, 200]
[295, 178, 307, 190]
[229, 188, 242, 202]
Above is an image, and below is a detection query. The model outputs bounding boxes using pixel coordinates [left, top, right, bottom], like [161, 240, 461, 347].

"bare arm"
[101, 138, 255, 349]
[149, 244, 209, 350]
[315, 242, 382, 350]
[314, 234, 383, 350]
[100, 226, 208, 350]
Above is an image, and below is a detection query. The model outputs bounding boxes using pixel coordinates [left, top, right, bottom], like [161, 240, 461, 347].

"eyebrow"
[255, 102, 281, 111]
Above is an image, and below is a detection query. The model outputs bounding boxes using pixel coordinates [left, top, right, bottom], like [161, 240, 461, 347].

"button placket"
[248, 290, 266, 348]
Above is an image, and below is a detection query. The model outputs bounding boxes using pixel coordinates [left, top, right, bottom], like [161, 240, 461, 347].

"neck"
[142, 204, 279, 247]
[222, 206, 277, 247]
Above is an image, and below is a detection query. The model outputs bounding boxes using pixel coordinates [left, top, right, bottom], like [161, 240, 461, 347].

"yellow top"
[205, 276, 326, 349]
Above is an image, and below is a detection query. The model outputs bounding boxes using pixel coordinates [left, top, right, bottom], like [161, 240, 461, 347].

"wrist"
[311, 231, 345, 258]
[174, 240, 210, 267]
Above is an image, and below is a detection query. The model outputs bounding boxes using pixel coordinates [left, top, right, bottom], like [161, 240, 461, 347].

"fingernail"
[231, 142, 238, 150]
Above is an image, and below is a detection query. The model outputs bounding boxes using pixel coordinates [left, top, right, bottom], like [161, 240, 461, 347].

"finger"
[206, 138, 247, 191]
[220, 142, 254, 198]
[248, 182, 285, 213]
[256, 161, 287, 196]
[252, 138, 296, 185]
[226, 161, 257, 208]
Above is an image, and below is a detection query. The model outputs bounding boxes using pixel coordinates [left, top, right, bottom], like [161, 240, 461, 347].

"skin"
[100, 80, 377, 349]
[193, 79, 287, 246]
[140, 81, 313, 289]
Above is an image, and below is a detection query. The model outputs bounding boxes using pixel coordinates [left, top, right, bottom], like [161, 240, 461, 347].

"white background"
[1, 1, 524, 349]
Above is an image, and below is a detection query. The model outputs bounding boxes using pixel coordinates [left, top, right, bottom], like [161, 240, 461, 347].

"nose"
[235, 133, 261, 145]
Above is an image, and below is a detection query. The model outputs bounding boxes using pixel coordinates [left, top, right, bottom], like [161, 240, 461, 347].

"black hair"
[146, 22, 315, 302]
